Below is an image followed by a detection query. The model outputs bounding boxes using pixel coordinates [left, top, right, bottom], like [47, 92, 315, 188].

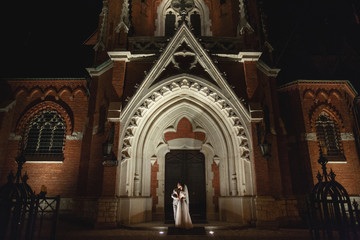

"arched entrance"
[165, 150, 206, 222]
[116, 75, 255, 224]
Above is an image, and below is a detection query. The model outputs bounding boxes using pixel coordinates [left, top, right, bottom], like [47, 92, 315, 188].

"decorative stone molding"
[115, 24, 255, 200]
[66, 132, 83, 140]
[213, 52, 262, 62]
[150, 155, 157, 166]
[120, 25, 252, 126]
[8, 133, 22, 141]
[213, 155, 220, 166]
[12, 80, 88, 100]
[115, 0, 131, 33]
[94, 0, 108, 51]
[304, 132, 355, 141]
[120, 78, 250, 163]
[167, 138, 203, 150]
[107, 51, 155, 62]
[341, 132, 355, 141]
[304, 132, 317, 141]
[16, 101, 73, 135]
[257, 60, 281, 77]
[308, 102, 345, 130]
[86, 60, 113, 77]
[107, 102, 122, 122]
[0, 100, 16, 112]
[278, 80, 357, 101]
[237, 0, 254, 36]
[155, 0, 212, 36]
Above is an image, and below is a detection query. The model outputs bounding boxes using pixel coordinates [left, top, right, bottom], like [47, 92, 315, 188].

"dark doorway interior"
[165, 150, 206, 223]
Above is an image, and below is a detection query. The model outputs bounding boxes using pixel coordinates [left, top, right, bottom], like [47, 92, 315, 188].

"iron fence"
[0, 155, 60, 240]
[306, 149, 360, 240]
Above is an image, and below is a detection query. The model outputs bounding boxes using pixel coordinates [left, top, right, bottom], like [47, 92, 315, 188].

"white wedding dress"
[175, 186, 193, 229]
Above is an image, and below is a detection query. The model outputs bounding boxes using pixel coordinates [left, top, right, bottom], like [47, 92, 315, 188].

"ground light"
[209, 231, 214, 234]
[159, 231, 164, 234]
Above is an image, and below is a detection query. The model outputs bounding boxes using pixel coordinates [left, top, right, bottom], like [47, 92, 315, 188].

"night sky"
[1, 0, 102, 78]
[1, 0, 360, 90]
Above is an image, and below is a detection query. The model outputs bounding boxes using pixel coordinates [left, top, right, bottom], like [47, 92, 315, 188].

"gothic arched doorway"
[165, 150, 206, 223]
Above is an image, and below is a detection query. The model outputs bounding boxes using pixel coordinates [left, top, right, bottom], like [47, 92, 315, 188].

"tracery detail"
[23, 110, 66, 157]
[316, 112, 344, 159]
[121, 78, 249, 162]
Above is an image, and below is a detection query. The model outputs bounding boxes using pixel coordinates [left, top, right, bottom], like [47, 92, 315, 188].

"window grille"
[24, 110, 66, 157]
[316, 113, 344, 158]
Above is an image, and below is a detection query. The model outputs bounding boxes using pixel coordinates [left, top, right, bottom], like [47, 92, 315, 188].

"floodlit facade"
[1, 0, 360, 229]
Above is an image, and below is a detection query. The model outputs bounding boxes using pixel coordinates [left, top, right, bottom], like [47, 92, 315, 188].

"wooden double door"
[164, 150, 206, 223]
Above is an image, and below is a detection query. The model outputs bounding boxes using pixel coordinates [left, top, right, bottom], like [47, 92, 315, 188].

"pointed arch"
[16, 101, 73, 136]
[316, 89, 329, 101]
[303, 89, 315, 99]
[58, 87, 72, 98]
[73, 87, 88, 99]
[154, 0, 212, 36]
[315, 112, 344, 159]
[29, 87, 44, 100]
[309, 102, 345, 130]
[44, 87, 58, 98]
[118, 75, 253, 200]
[15, 87, 29, 98]
[329, 89, 342, 100]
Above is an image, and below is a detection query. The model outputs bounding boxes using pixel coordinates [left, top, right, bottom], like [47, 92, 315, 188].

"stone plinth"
[255, 196, 301, 229]
[95, 197, 119, 229]
[117, 197, 152, 224]
[219, 196, 256, 224]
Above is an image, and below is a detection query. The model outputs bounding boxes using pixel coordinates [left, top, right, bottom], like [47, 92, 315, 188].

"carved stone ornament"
[171, 0, 195, 15]
[150, 155, 157, 166]
[341, 132, 355, 141]
[213, 155, 220, 166]
[66, 132, 83, 140]
[305, 132, 317, 141]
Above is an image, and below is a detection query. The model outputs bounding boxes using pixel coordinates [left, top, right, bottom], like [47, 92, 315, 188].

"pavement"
[55, 220, 312, 240]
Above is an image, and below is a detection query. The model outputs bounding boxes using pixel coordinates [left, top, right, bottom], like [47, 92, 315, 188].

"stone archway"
[116, 75, 255, 224]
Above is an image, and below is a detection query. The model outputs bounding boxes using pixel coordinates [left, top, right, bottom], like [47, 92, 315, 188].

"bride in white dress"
[175, 183, 193, 229]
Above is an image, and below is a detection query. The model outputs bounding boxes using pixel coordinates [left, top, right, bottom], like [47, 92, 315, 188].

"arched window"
[316, 112, 344, 159]
[155, 0, 212, 36]
[23, 110, 66, 159]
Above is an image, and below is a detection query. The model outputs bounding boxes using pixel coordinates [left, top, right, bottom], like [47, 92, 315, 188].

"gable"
[122, 24, 243, 116]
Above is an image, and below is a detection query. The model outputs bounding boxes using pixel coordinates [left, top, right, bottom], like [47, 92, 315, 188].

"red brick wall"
[0, 79, 89, 197]
[211, 161, 220, 211]
[164, 117, 205, 142]
[278, 81, 360, 195]
[249, 70, 292, 197]
[243, 61, 259, 99]
[151, 161, 159, 211]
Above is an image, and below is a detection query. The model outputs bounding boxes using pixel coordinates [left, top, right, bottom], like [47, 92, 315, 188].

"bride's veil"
[184, 184, 189, 205]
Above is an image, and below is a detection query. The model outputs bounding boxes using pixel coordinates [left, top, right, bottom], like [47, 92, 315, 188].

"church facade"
[1, 0, 360, 229]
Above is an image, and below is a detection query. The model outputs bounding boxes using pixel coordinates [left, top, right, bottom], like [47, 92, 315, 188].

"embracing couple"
[171, 182, 193, 229]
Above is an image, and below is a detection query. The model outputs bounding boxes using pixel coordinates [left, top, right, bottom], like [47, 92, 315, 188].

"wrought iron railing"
[306, 148, 360, 240]
[0, 154, 60, 240]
